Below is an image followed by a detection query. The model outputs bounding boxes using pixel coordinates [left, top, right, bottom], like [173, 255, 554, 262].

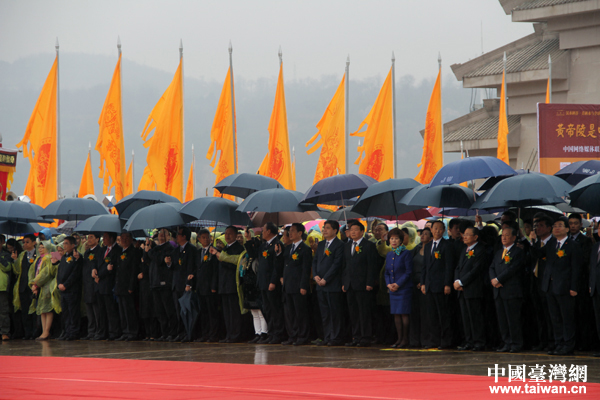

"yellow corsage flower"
[120, 253, 127, 261]
[434, 251, 441, 259]
[292, 253, 299, 261]
[557, 249, 565, 258]
[66, 257, 73, 263]
[324, 249, 331, 257]
[466, 250, 474, 259]
[203, 255, 209, 262]
[88, 254, 95, 261]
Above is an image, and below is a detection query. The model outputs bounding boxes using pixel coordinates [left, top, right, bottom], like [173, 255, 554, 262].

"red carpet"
[0, 356, 597, 399]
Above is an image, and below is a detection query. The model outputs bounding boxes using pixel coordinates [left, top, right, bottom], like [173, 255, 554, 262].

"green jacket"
[12, 251, 39, 313]
[221, 249, 248, 315]
[31, 255, 60, 315]
[0, 251, 12, 292]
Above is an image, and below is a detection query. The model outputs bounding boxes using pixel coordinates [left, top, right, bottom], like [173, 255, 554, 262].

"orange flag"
[124, 159, 133, 197]
[306, 73, 346, 183]
[545, 77, 551, 104]
[184, 158, 194, 203]
[497, 70, 510, 164]
[257, 62, 295, 190]
[207, 67, 236, 201]
[17, 57, 58, 208]
[96, 54, 126, 201]
[351, 67, 394, 181]
[78, 152, 95, 198]
[138, 59, 184, 200]
[415, 69, 443, 184]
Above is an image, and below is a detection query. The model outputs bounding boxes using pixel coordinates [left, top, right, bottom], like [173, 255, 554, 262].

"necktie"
[501, 248, 507, 260]
[104, 247, 110, 258]
[352, 242, 358, 255]
[431, 241, 438, 255]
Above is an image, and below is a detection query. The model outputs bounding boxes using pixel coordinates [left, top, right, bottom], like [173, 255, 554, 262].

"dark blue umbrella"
[438, 207, 500, 217]
[74, 214, 123, 234]
[352, 178, 421, 218]
[123, 202, 191, 232]
[400, 184, 476, 209]
[569, 173, 600, 215]
[41, 198, 109, 221]
[301, 173, 377, 205]
[429, 156, 516, 187]
[554, 160, 600, 185]
[0, 200, 51, 223]
[478, 168, 529, 191]
[0, 221, 42, 235]
[237, 189, 318, 213]
[474, 172, 571, 209]
[180, 197, 251, 226]
[115, 190, 181, 220]
[214, 173, 283, 199]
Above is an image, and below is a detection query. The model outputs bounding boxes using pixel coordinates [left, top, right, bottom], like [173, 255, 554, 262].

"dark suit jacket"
[218, 241, 245, 295]
[279, 241, 312, 294]
[312, 237, 344, 292]
[96, 245, 121, 295]
[531, 236, 552, 290]
[489, 244, 525, 299]
[170, 242, 197, 293]
[56, 252, 83, 294]
[422, 238, 455, 294]
[342, 237, 379, 291]
[572, 232, 592, 268]
[589, 242, 600, 296]
[114, 246, 141, 296]
[192, 247, 218, 295]
[454, 242, 487, 299]
[82, 246, 103, 303]
[532, 237, 580, 295]
[148, 242, 175, 290]
[246, 237, 282, 291]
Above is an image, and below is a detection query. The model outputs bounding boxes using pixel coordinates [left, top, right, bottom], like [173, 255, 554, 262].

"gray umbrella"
[74, 214, 124, 234]
[569, 173, 600, 215]
[214, 173, 283, 199]
[0, 200, 51, 223]
[123, 203, 191, 232]
[400, 184, 476, 209]
[41, 198, 109, 221]
[352, 178, 421, 218]
[328, 207, 364, 222]
[115, 190, 181, 220]
[180, 197, 251, 226]
[237, 189, 318, 226]
[0, 221, 42, 235]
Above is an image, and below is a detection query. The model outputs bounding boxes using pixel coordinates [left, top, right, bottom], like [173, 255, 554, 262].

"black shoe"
[248, 335, 261, 344]
[58, 336, 67, 341]
[328, 340, 343, 347]
[107, 336, 118, 341]
[257, 334, 270, 344]
[154, 336, 166, 342]
[115, 335, 128, 341]
[316, 340, 328, 346]
[555, 348, 574, 356]
[357, 341, 370, 348]
[65, 337, 77, 341]
[268, 336, 281, 344]
[438, 345, 452, 350]
[311, 339, 324, 345]
[593, 353, 600, 357]
[531, 344, 545, 352]
[281, 339, 295, 345]
[166, 336, 177, 342]
[472, 346, 485, 352]
[218, 338, 229, 343]
[92, 336, 106, 341]
[80, 336, 91, 341]
[180, 337, 191, 343]
[293, 340, 309, 346]
[194, 337, 207, 342]
[125, 336, 137, 342]
[496, 345, 510, 353]
[345, 340, 359, 347]
[510, 348, 522, 353]
[423, 345, 437, 349]
[457, 344, 472, 351]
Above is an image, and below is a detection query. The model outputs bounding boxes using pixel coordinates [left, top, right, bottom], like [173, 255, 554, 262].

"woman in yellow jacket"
[30, 241, 59, 340]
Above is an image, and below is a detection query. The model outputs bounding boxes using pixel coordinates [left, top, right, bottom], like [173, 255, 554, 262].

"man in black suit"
[589, 238, 600, 357]
[453, 226, 486, 351]
[276, 223, 312, 346]
[188, 229, 219, 342]
[166, 227, 197, 342]
[114, 232, 140, 341]
[244, 222, 285, 344]
[490, 224, 525, 353]
[313, 220, 345, 346]
[92, 232, 122, 340]
[210, 226, 245, 343]
[530, 213, 554, 351]
[57, 236, 83, 340]
[148, 229, 176, 341]
[421, 220, 455, 349]
[342, 220, 378, 347]
[81, 233, 103, 340]
[531, 216, 581, 355]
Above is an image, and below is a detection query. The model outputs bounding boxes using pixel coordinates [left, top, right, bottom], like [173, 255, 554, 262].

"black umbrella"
[328, 207, 364, 222]
[352, 178, 421, 218]
[301, 173, 377, 205]
[569, 173, 600, 215]
[115, 190, 181, 220]
[400, 184, 476, 209]
[0, 201, 51, 223]
[56, 220, 82, 235]
[180, 197, 251, 226]
[429, 156, 516, 187]
[251, 211, 322, 226]
[478, 168, 529, 191]
[237, 189, 318, 213]
[555, 160, 600, 186]
[0, 221, 42, 235]
[214, 173, 283, 199]
[41, 198, 109, 221]
[74, 214, 124, 234]
[475, 173, 571, 209]
[178, 290, 200, 342]
[123, 203, 190, 232]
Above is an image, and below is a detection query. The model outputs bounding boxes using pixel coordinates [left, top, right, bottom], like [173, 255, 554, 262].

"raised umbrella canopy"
[214, 173, 283, 199]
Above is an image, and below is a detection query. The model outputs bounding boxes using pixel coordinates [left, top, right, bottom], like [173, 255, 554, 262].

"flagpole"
[439, 53, 444, 166]
[229, 42, 238, 174]
[180, 39, 185, 200]
[345, 55, 350, 175]
[391, 52, 397, 179]
[548, 54, 552, 104]
[131, 150, 135, 194]
[503, 51, 507, 120]
[56, 37, 61, 198]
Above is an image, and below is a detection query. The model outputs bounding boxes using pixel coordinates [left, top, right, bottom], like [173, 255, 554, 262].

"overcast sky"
[1, 0, 531, 84]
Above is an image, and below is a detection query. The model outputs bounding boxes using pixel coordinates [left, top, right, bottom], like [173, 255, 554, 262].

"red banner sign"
[538, 103, 600, 175]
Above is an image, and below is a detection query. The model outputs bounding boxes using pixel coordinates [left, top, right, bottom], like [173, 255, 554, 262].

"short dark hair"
[225, 225, 238, 235]
[464, 226, 479, 237]
[431, 220, 445, 230]
[347, 220, 364, 232]
[198, 229, 210, 237]
[64, 236, 77, 246]
[23, 234, 36, 243]
[177, 226, 191, 241]
[555, 216, 569, 228]
[0, 234, 5, 242]
[568, 213, 582, 222]
[388, 228, 405, 242]
[290, 222, 305, 234]
[105, 232, 118, 242]
[503, 222, 519, 238]
[377, 222, 389, 232]
[88, 233, 101, 240]
[502, 210, 517, 221]
[535, 214, 553, 229]
[449, 218, 462, 230]
[265, 222, 278, 236]
[324, 220, 340, 233]
[459, 219, 474, 233]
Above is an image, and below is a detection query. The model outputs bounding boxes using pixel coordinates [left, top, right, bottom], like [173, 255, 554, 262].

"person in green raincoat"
[11, 234, 38, 340]
[30, 241, 59, 340]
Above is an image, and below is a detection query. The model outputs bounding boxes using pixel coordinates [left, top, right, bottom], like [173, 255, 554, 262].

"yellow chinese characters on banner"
[415, 69, 443, 184]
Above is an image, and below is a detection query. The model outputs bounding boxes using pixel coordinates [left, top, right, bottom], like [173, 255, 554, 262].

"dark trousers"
[198, 294, 219, 340]
[546, 290, 576, 353]
[592, 292, 600, 344]
[19, 291, 36, 338]
[261, 289, 285, 340]
[409, 285, 431, 347]
[172, 290, 185, 336]
[346, 288, 372, 343]
[221, 293, 242, 341]
[283, 292, 310, 343]
[494, 296, 523, 350]
[0, 291, 10, 335]
[458, 295, 485, 347]
[96, 293, 121, 339]
[117, 294, 138, 338]
[531, 282, 553, 348]
[141, 318, 158, 339]
[84, 301, 98, 338]
[426, 291, 452, 347]
[317, 290, 344, 343]
[60, 291, 80, 339]
[152, 288, 177, 337]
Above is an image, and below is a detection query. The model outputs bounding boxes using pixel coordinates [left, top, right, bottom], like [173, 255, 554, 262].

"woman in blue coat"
[385, 228, 413, 348]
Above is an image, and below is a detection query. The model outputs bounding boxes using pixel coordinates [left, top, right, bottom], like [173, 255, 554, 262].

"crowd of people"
[1, 211, 599, 357]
